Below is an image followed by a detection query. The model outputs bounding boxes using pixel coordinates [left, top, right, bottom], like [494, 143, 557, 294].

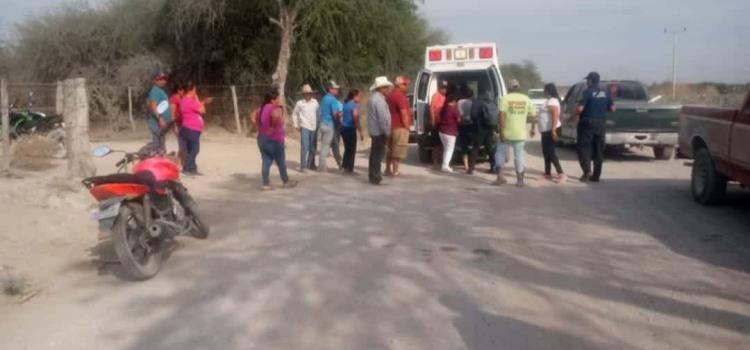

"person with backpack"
[468, 86, 499, 174]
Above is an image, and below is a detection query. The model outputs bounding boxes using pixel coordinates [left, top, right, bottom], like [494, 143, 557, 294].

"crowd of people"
[144, 69, 615, 189]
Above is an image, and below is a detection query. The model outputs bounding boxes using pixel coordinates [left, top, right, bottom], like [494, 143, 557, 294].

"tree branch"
[269, 17, 283, 28]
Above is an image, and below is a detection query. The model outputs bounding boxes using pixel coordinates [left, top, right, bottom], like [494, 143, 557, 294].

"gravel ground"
[1, 132, 749, 350]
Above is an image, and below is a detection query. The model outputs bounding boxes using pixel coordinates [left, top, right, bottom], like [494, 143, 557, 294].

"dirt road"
[2, 133, 749, 349]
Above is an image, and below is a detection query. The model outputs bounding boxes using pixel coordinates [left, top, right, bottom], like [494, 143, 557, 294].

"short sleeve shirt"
[500, 92, 536, 141]
[320, 93, 342, 127]
[578, 86, 614, 119]
[342, 101, 358, 128]
[537, 98, 561, 132]
[148, 86, 172, 127]
[170, 94, 182, 122]
[387, 89, 411, 129]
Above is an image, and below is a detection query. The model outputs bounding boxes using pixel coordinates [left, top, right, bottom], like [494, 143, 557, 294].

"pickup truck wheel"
[653, 146, 674, 160]
[418, 145, 432, 164]
[691, 147, 727, 205]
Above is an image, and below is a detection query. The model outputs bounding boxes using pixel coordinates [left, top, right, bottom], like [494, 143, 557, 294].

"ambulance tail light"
[428, 50, 442, 61]
[479, 47, 493, 59]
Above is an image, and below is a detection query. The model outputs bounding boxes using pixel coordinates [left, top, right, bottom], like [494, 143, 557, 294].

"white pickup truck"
[412, 43, 508, 163]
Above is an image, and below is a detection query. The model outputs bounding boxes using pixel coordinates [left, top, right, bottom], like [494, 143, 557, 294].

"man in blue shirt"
[147, 71, 172, 151]
[318, 80, 343, 172]
[575, 72, 615, 183]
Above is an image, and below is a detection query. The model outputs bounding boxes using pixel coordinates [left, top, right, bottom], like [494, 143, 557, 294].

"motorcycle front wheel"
[112, 202, 163, 280]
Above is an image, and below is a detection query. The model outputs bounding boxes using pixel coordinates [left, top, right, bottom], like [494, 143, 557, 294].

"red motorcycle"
[82, 144, 209, 280]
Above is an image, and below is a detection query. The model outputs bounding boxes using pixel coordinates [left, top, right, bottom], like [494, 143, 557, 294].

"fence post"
[127, 86, 135, 132]
[1, 79, 9, 173]
[230, 85, 242, 136]
[64, 78, 96, 177]
[55, 81, 64, 115]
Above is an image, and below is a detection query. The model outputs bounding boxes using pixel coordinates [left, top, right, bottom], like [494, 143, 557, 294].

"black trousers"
[369, 135, 387, 184]
[469, 127, 498, 171]
[541, 129, 564, 175]
[577, 118, 606, 179]
[341, 127, 357, 172]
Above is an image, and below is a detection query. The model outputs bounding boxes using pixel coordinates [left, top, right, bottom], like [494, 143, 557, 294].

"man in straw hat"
[367, 76, 394, 185]
[292, 84, 320, 172]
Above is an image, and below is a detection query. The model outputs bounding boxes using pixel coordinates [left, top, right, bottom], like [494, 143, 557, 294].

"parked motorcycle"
[2, 92, 64, 139]
[82, 144, 209, 280]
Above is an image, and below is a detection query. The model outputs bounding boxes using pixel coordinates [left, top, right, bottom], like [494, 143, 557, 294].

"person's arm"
[353, 107, 364, 140]
[291, 102, 301, 130]
[550, 103, 561, 141]
[149, 99, 166, 129]
[528, 100, 537, 137]
[249, 108, 258, 127]
[499, 111, 506, 142]
[575, 91, 589, 118]
[608, 95, 616, 112]
[269, 107, 284, 134]
[378, 99, 392, 136]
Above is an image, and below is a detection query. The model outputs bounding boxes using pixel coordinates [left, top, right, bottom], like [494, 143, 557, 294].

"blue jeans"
[300, 128, 316, 169]
[148, 120, 165, 151]
[318, 123, 335, 171]
[258, 136, 289, 186]
[495, 140, 526, 174]
[179, 128, 201, 173]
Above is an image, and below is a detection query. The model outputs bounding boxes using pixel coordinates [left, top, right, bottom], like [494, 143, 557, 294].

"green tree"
[501, 60, 543, 91]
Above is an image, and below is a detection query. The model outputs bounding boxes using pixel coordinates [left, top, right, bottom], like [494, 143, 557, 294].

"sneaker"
[579, 174, 590, 183]
[441, 167, 454, 173]
[261, 185, 274, 191]
[516, 172, 525, 187]
[182, 171, 196, 177]
[283, 180, 298, 189]
[589, 176, 600, 183]
[544, 174, 554, 181]
[557, 174, 568, 184]
[298, 167, 307, 173]
[194, 171, 204, 176]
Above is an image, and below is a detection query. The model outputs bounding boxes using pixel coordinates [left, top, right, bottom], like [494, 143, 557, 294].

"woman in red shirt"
[438, 95, 460, 173]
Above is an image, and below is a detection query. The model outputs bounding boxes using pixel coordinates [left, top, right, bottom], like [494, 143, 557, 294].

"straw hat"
[301, 84, 314, 94]
[370, 76, 394, 91]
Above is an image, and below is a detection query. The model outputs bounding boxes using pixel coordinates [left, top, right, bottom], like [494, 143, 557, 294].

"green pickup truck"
[560, 80, 682, 159]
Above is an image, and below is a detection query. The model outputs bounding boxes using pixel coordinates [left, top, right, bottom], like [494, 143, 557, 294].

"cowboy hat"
[301, 84, 314, 94]
[370, 76, 394, 91]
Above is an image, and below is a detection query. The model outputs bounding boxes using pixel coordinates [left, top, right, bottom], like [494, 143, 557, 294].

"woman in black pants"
[537, 83, 567, 183]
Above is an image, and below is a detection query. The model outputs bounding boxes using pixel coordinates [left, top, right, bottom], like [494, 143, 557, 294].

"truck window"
[603, 82, 647, 101]
[417, 71, 430, 100]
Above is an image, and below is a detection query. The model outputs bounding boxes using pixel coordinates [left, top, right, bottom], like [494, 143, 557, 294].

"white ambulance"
[412, 43, 507, 163]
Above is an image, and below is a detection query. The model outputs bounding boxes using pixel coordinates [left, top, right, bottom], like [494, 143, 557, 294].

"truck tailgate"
[609, 102, 681, 133]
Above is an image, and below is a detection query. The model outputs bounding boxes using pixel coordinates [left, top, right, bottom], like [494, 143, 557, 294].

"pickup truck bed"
[678, 92, 750, 204]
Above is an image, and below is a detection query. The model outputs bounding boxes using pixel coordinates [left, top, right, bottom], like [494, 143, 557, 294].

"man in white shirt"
[292, 84, 320, 172]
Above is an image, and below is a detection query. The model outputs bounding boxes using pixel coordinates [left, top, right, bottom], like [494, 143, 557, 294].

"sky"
[2, 0, 748, 85]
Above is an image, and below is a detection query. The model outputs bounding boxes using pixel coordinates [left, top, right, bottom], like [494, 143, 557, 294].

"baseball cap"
[153, 70, 168, 81]
[509, 79, 521, 89]
[327, 80, 340, 89]
[395, 75, 411, 86]
[584, 72, 601, 84]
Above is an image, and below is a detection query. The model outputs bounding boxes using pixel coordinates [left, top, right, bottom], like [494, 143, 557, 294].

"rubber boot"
[493, 170, 508, 186]
[516, 172, 525, 187]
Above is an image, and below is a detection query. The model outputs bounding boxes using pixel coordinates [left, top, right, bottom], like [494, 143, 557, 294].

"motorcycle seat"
[83, 171, 162, 190]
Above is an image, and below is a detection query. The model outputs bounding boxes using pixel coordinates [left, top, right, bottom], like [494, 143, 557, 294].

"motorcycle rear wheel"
[112, 202, 163, 280]
[186, 203, 210, 239]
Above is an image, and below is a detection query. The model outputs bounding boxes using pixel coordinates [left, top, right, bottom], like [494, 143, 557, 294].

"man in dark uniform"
[575, 72, 615, 183]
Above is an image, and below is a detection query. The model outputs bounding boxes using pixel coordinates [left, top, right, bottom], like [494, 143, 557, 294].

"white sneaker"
[441, 167, 454, 173]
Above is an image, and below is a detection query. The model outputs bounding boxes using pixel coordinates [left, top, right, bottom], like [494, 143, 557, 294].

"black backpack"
[480, 98, 499, 128]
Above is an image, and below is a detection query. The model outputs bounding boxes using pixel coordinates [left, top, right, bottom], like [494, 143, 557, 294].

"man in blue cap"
[574, 72, 615, 183]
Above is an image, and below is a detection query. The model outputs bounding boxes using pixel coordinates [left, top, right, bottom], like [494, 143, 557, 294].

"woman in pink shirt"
[178, 82, 208, 176]
[250, 89, 298, 190]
